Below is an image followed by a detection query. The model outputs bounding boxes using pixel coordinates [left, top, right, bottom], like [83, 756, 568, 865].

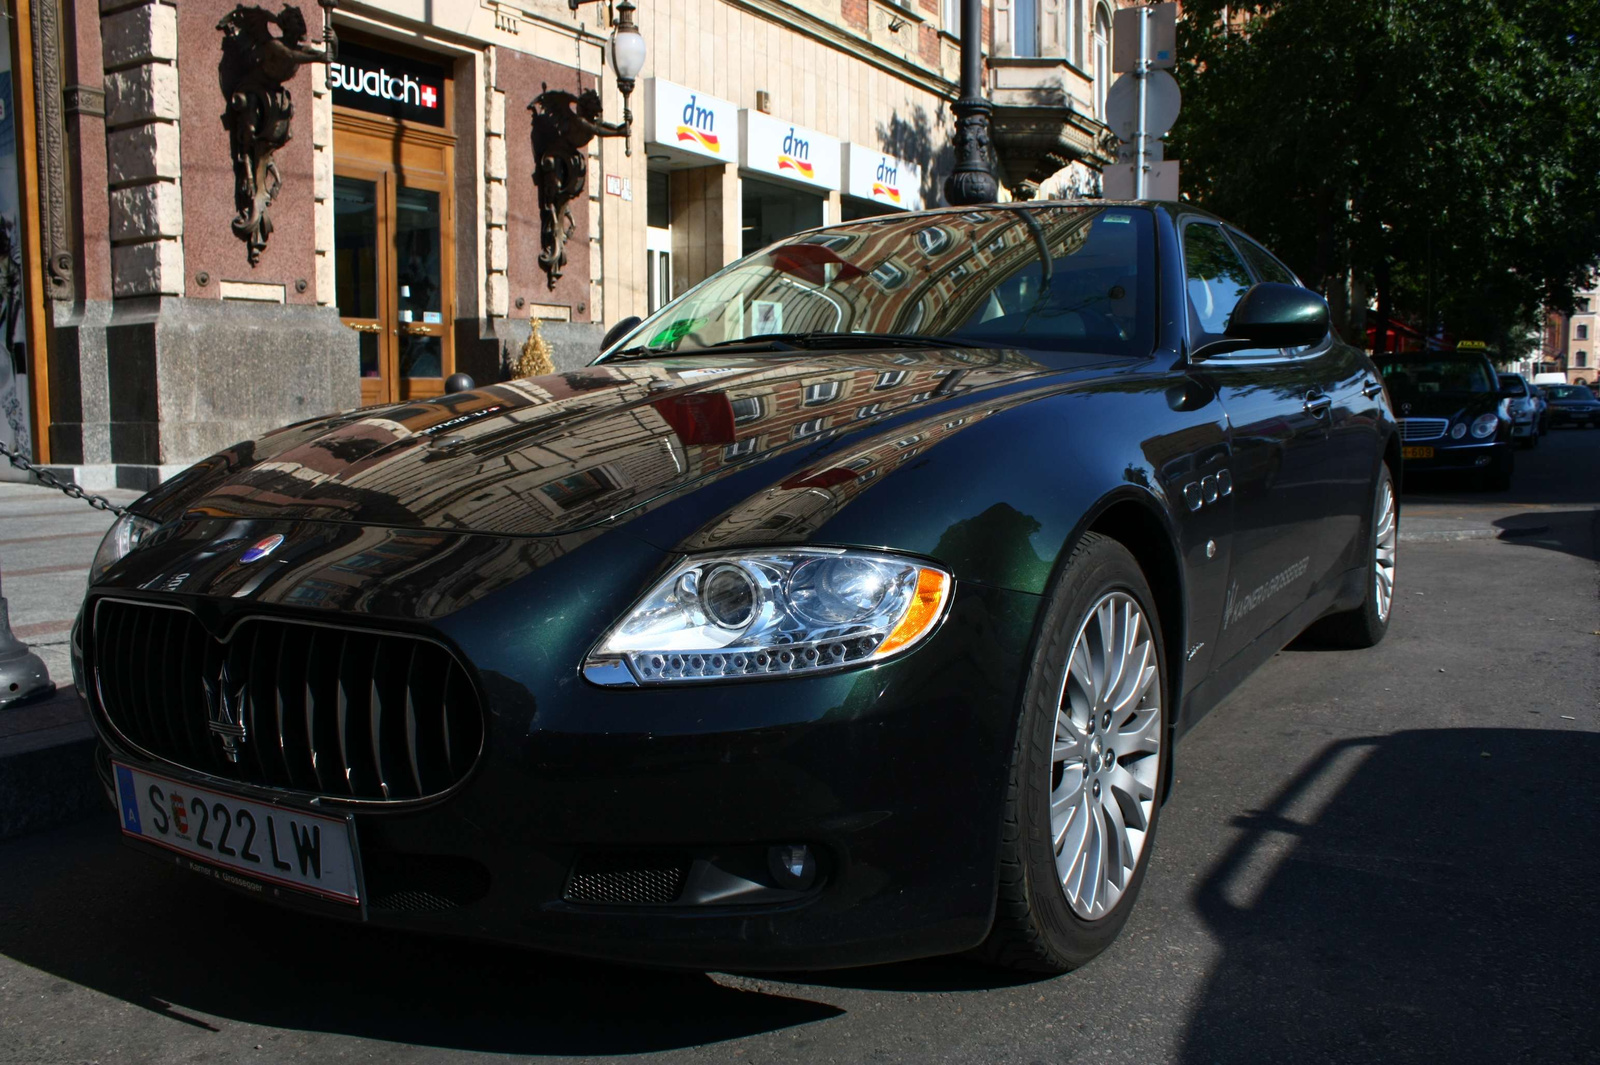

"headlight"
[584, 549, 952, 685]
[1450, 422, 1468, 439]
[90, 513, 160, 583]
[1471, 412, 1500, 439]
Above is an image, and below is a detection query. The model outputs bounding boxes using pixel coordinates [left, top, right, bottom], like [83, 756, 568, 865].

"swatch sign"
[330, 42, 448, 128]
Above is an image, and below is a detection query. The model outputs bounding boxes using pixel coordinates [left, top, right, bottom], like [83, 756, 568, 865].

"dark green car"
[79, 203, 1399, 973]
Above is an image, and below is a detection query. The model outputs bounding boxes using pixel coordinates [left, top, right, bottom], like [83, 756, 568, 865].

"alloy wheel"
[1050, 592, 1162, 921]
[1374, 477, 1397, 621]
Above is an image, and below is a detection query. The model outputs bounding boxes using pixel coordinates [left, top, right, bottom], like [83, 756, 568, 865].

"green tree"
[1168, 0, 1600, 355]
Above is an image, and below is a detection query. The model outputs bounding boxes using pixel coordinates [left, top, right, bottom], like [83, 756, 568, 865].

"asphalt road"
[2, 431, 1596, 1065]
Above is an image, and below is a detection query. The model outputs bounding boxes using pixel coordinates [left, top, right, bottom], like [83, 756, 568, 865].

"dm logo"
[872, 159, 902, 204]
[239, 533, 284, 563]
[778, 128, 816, 180]
[676, 94, 721, 153]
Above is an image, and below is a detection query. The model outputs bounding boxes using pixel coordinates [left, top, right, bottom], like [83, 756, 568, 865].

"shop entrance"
[332, 77, 456, 405]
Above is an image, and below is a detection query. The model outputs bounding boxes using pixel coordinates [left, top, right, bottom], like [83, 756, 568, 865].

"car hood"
[137, 348, 1091, 538]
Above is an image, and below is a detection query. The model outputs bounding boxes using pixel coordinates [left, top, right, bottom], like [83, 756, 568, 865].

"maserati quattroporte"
[80, 203, 1398, 973]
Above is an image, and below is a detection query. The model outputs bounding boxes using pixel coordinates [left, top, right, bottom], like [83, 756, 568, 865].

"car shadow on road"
[1491, 509, 1599, 562]
[0, 816, 842, 1056]
[1178, 729, 1600, 1063]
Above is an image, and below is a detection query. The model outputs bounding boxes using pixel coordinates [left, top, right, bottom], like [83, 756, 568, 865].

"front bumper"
[1550, 408, 1599, 427]
[1399, 438, 1509, 472]
[83, 523, 1040, 970]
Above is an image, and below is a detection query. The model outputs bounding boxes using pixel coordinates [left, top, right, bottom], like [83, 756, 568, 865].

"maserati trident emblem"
[240, 534, 284, 563]
[202, 663, 249, 762]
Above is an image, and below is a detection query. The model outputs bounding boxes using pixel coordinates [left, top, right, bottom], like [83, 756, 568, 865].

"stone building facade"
[14, 0, 1120, 488]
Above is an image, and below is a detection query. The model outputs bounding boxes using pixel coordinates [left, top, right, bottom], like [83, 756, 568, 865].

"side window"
[1182, 223, 1254, 340]
[1233, 235, 1299, 286]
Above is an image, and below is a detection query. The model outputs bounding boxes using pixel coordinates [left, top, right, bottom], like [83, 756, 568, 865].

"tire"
[1307, 464, 1396, 649]
[975, 533, 1168, 974]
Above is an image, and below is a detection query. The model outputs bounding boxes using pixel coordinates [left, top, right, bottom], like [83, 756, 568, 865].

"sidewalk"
[1, 479, 143, 688]
[1, 480, 143, 839]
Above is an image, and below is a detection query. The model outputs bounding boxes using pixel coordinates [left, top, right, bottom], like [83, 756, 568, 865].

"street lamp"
[569, 0, 648, 156]
[943, 0, 998, 205]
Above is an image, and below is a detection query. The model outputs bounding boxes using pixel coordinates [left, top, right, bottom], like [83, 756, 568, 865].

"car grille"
[90, 599, 483, 802]
[1398, 417, 1448, 442]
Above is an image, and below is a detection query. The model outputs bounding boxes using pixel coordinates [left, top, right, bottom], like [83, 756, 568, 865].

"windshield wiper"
[707, 331, 990, 351]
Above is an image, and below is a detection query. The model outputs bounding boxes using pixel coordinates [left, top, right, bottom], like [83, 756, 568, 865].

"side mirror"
[1192, 283, 1329, 361]
[600, 315, 643, 354]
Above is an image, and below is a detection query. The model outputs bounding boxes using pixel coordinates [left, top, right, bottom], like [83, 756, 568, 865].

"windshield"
[1377, 356, 1495, 395]
[606, 206, 1156, 359]
[1546, 385, 1595, 401]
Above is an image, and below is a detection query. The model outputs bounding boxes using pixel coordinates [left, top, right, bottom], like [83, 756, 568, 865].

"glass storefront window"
[395, 186, 442, 379]
[742, 177, 825, 256]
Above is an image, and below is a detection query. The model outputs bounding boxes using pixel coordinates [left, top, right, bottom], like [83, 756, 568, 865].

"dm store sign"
[740, 111, 840, 190]
[645, 80, 738, 164]
[845, 144, 922, 211]
[330, 42, 447, 128]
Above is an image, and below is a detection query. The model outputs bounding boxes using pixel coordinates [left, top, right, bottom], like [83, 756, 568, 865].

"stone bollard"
[0, 563, 54, 710]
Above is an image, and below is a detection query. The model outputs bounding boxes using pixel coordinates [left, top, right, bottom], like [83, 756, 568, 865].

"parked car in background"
[1532, 372, 1569, 387]
[1530, 385, 1552, 434]
[1497, 373, 1541, 448]
[1376, 349, 1514, 490]
[1544, 383, 1600, 429]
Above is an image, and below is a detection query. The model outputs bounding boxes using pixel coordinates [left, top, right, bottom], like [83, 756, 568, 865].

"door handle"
[1304, 391, 1333, 417]
[1362, 379, 1384, 399]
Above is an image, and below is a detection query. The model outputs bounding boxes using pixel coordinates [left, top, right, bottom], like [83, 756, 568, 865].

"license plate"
[1403, 446, 1434, 459]
[114, 762, 361, 905]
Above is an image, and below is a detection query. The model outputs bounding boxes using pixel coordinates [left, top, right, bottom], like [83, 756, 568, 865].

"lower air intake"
[565, 854, 690, 905]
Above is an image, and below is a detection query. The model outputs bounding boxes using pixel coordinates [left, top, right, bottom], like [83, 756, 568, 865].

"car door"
[1229, 229, 1378, 579]
[1178, 220, 1342, 668]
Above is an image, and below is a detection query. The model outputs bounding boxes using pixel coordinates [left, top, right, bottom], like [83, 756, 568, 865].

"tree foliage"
[1168, 0, 1600, 352]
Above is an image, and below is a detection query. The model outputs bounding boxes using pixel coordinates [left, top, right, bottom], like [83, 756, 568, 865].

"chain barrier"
[0, 439, 128, 516]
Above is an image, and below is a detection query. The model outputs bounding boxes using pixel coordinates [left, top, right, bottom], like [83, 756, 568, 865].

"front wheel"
[976, 534, 1167, 974]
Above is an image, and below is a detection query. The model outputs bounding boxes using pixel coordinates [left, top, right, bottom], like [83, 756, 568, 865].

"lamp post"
[943, 0, 998, 206]
[569, 0, 648, 155]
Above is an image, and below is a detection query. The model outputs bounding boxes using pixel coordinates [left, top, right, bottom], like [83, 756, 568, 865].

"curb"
[1400, 528, 1499, 543]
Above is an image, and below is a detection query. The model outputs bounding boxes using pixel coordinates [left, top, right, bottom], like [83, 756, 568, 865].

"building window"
[943, 0, 958, 33]
[1580, 351, 1589, 368]
[1094, 3, 1112, 120]
[1012, 0, 1039, 56]
[1578, 297, 1592, 313]
[871, 260, 908, 289]
[856, 403, 883, 418]
[915, 226, 952, 256]
[804, 380, 842, 406]
[1579, 324, 1589, 340]
[730, 395, 766, 424]
[724, 439, 757, 461]
[874, 370, 908, 390]
[793, 417, 829, 439]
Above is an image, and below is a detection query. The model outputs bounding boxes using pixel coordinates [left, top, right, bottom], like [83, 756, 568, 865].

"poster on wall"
[0, 17, 31, 468]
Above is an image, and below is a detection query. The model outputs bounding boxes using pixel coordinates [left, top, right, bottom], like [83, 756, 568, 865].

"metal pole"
[943, 0, 998, 206]
[1135, 6, 1149, 200]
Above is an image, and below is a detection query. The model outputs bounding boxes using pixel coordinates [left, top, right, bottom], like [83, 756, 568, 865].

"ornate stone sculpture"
[216, 2, 337, 265]
[530, 86, 628, 286]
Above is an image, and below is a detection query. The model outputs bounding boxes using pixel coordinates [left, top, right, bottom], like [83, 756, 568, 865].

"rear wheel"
[976, 534, 1167, 973]
[1307, 464, 1396, 649]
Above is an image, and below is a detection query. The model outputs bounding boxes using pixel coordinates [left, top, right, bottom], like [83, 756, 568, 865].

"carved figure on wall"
[216, 1, 337, 265]
[530, 86, 627, 286]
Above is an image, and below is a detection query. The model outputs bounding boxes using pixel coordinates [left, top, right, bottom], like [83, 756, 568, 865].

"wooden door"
[333, 113, 456, 405]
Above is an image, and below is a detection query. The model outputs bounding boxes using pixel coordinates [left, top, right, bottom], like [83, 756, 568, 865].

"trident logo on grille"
[202, 662, 249, 762]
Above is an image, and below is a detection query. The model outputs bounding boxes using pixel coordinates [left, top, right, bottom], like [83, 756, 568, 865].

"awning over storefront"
[843, 144, 923, 211]
[644, 79, 739, 166]
[740, 111, 841, 191]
